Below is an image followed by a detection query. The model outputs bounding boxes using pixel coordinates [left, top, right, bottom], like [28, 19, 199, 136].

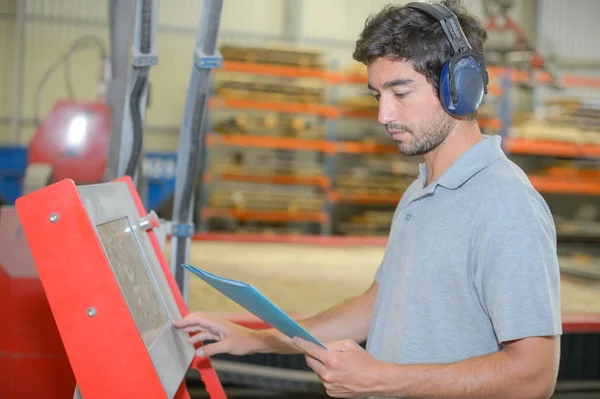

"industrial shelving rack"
[194, 44, 600, 238]
[195, 53, 503, 236]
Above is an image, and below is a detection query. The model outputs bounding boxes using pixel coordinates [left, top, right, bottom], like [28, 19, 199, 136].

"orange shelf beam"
[528, 175, 600, 196]
[342, 108, 378, 119]
[206, 133, 330, 152]
[205, 171, 330, 187]
[341, 109, 501, 130]
[581, 144, 600, 158]
[562, 75, 600, 89]
[220, 61, 341, 82]
[337, 141, 398, 155]
[202, 208, 328, 223]
[208, 97, 340, 118]
[340, 73, 368, 84]
[505, 138, 580, 157]
[505, 138, 600, 159]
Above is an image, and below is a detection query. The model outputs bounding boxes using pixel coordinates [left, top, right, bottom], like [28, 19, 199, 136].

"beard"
[387, 107, 457, 156]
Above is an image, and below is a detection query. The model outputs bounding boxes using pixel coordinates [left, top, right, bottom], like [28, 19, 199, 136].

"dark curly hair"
[353, 0, 487, 98]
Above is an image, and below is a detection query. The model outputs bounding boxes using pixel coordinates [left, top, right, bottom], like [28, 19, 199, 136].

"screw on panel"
[49, 213, 59, 223]
[87, 307, 97, 317]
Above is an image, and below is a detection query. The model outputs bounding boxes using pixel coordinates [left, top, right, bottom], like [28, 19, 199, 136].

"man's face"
[367, 57, 456, 156]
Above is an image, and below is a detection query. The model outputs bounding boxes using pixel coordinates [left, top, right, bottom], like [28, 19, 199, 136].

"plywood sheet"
[171, 241, 600, 317]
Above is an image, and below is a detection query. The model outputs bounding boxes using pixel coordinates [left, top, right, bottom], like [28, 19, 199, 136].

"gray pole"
[170, 0, 224, 302]
[104, 0, 135, 182]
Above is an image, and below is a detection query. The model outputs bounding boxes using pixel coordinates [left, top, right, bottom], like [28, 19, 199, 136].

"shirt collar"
[418, 135, 506, 190]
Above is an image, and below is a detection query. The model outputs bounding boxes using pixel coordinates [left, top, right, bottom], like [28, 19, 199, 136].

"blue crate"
[0, 146, 28, 204]
[0, 146, 178, 211]
[143, 151, 177, 211]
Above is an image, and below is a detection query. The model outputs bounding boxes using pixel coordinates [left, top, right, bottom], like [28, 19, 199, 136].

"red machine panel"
[15, 177, 226, 399]
[28, 99, 110, 184]
[0, 206, 76, 399]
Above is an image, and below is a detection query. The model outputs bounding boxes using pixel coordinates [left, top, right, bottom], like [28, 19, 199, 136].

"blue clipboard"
[182, 264, 326, 349]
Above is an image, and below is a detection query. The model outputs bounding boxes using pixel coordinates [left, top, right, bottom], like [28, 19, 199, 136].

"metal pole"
[170, 0, 224, 302]
[11, 0, 26, 144]
[104, 0, 135, 182]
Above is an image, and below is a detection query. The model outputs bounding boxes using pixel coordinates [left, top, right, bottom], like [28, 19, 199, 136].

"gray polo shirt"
[366, 135, 562, 376]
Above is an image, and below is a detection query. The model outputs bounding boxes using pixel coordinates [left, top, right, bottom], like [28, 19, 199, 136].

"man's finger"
[188, 331, 220, 345]
[292, 337, 328, 363]
[172, 316, 219, 331]
[305, 354, 327, 376]
[196, 340, 230, 358]
[176, 325, 207, 333]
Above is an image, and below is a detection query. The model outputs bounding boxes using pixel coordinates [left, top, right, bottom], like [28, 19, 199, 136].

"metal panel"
[0, 19, 15, 119]
[539, 0, 600, 62]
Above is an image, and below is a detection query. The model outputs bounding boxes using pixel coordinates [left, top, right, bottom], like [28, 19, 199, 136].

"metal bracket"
[194, 49, 223, 69]
[172, 223, 195, 237]
[132, 48, 158, 67]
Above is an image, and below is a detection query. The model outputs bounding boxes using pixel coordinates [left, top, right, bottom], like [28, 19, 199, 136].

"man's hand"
[173, 312, 270, 357]
[292, 337, 383, 398]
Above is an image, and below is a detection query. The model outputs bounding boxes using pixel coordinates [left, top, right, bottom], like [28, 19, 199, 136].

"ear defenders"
[405, 2, 489, 117]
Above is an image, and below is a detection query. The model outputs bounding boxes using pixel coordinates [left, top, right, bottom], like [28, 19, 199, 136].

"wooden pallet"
[212, 163, 324, 178]
[215, 80, 326, 104]
[510, 120, 600, 145]
[514, 99, 600, 143]
[209, 189, 323, 212]
[220, 44, 325, 69]
[336, 174, 412, 191]
[213, 112, 326, 138]
[338, 210, 394, 236]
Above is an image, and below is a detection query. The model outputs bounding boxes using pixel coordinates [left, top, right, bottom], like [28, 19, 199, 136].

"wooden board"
[209, 189, 323, 212]
[219, 44, 325, 69]
[213, 113, 325, 139]
[170, 241, 600, 317]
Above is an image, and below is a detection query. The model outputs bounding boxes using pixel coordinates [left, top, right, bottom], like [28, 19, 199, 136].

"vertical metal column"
[170, 0, 224, 302]
[323, 60, 338, 236]
[104, 0, 135, 182]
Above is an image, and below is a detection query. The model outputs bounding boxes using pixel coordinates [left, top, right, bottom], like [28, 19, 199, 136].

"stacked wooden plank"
[335, 174, 412, 197]
[213, 113, 325, 139]
[215, 76, 327, 104]
[511, 98, 600, 144]
[338, 210, 394, 236]
[208, 188, 323, 213]
[220, 44, 325, 69]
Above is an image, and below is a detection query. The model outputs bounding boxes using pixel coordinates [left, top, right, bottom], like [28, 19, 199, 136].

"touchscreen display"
[96, 217, 170, 347]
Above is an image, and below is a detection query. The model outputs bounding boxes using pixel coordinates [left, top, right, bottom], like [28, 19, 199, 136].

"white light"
[67, 115, 88, 147]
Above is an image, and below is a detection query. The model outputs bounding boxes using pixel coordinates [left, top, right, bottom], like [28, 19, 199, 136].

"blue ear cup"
[439, 54, 485, 117]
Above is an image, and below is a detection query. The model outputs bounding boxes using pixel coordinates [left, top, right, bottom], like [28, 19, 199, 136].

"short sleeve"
[474, 203, 562, 344]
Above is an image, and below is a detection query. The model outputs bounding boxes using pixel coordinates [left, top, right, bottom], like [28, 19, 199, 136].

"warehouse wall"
[0, 0, 562, 151]
[0, 0, 17, 144]
[536, 0, 600, 105]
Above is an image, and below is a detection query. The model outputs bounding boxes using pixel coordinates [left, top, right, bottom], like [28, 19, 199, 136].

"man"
[174, 1, 562, 397]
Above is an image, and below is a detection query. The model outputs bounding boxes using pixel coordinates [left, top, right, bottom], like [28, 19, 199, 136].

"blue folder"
[182, 264, 326, 349]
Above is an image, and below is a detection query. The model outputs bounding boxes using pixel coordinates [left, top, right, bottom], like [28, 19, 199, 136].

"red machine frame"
[15, 176, 226, 399]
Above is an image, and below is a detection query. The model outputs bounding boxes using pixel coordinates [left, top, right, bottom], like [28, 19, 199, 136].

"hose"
[124, 71, 148, 178]
[124, 0, 153, 178]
